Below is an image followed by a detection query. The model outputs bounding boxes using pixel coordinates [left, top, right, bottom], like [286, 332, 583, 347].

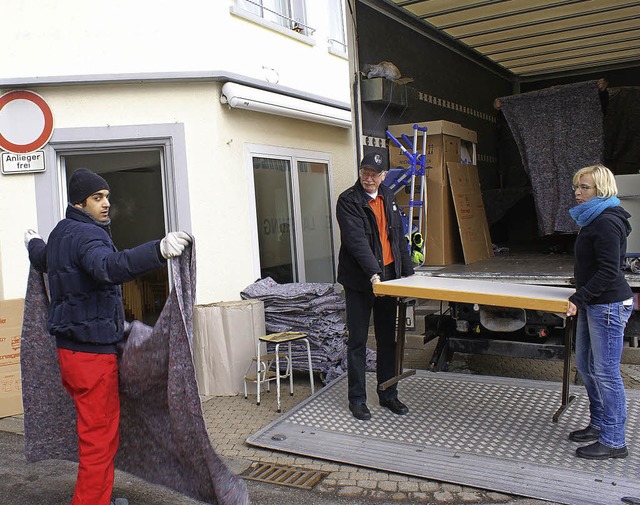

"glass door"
[297, 160, 335, 282]
[252, 156, 297, 283]
[251, 151, 336, 284]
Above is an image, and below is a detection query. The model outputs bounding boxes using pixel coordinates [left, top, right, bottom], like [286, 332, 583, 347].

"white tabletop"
[374, 275, 575, 314]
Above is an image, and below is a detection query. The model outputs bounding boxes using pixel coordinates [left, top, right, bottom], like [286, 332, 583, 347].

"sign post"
[1, 151, 46, 174]
[0, 90, 54, 174]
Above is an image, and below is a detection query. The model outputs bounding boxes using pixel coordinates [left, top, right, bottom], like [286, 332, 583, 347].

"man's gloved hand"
[24, 229, 42, 249]
[371, 273, 382, 296]
[160, 231, 192, 259]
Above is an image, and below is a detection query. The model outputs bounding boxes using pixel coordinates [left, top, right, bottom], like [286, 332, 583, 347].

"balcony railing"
[240, 0, 316, 36]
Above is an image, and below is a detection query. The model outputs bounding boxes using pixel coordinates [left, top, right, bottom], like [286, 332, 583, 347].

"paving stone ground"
[3, 336, 640, 504]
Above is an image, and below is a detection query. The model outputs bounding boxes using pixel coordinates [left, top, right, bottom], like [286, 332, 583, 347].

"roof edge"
[0, 70, 351, 111]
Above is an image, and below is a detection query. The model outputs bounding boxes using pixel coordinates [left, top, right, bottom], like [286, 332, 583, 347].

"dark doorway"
[64, 150, 167, 325]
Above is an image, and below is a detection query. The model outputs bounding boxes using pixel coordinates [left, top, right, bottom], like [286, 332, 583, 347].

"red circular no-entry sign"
[0, 90, 54, 153]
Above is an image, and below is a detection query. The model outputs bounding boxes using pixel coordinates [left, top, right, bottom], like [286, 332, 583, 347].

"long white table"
[374, 275, 577, 421]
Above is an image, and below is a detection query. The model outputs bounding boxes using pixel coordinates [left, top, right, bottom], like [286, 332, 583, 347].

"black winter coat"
[336, 180, 414, 292]
[28, 204, 166, 353]
[570, 206, 633, 308]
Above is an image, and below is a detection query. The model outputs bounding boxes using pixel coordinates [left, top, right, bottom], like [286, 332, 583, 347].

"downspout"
[346, 0, 364, 173]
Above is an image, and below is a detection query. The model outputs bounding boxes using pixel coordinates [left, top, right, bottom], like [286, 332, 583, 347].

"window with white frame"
[250, 149, 336, 284]
[235, 0, 313, 37]
[328, 0, 347, 56]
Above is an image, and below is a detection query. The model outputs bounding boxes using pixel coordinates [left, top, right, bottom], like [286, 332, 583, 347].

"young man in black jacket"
[25, 168, 191, 505]
[336, 153, 414, 421]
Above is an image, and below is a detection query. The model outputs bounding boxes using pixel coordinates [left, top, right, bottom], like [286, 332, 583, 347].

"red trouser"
[58, 348, 120, 505]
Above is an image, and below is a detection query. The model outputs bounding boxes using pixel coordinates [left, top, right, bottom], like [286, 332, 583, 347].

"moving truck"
[344, 0, 640, 368]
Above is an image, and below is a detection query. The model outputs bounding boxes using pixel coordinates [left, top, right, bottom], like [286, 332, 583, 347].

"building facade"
[1, 0, 356, 315]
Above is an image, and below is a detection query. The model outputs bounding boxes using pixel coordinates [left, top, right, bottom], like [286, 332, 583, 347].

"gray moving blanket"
[604, 87, 640, 174]
[20, 244, 250, 505]
[499, 80, 603, 235]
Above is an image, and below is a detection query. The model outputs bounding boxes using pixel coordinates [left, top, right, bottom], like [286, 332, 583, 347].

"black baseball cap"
[359, 152, 387, 173]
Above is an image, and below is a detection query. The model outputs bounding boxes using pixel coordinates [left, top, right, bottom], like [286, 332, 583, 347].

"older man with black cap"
[336, 152, 414, 421]
[24, 167, 191, 505]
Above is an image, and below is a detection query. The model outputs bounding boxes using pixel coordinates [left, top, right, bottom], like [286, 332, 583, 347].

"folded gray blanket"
[20, 244, 250, 505]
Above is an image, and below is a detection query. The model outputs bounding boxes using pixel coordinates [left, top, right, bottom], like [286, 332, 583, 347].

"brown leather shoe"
[568, 425, 600, 443]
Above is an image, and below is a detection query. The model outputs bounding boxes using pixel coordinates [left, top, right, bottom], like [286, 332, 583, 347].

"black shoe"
[349, 403, 371, 420]
[379, 397, 409, 415]
[576, 441, 628, 460]
[569, 425, 601, 443]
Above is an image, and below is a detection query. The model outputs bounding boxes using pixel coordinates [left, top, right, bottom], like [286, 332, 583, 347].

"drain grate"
[241, 462, 328, 490]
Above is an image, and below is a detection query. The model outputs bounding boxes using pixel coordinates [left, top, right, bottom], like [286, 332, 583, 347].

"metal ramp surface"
[247, 371, 640, 505]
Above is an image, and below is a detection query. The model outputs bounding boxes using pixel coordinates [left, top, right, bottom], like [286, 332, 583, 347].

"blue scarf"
[569, 195, 620, 227]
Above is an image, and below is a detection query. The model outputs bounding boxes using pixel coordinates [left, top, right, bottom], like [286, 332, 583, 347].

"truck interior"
[347, 0, 640, 361]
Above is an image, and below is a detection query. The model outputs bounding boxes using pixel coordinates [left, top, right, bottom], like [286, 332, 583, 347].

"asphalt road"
[0, 429, 401, 505]
[0, 429, 553, 505]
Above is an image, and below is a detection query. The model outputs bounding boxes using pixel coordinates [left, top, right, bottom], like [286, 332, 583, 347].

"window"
[250, 148, 336, 284]
[235, 0, 313, 37]
[328, 0, 347, 56]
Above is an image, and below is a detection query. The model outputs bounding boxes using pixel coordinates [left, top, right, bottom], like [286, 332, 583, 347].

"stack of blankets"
[241, 277, 352, 384]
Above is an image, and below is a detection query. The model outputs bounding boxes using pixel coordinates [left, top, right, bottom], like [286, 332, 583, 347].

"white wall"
[210, 85, 354, 302]
[0, 172, 39, 300]
[0, 0, 358, 301]
[2, 81, 354, 302]
[0, 0, 350, 105]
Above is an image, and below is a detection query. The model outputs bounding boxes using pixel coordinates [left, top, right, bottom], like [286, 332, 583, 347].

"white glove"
[371, 273, 382, 297]
[160, 231, 192, 259]
[24, 229, 42, 249]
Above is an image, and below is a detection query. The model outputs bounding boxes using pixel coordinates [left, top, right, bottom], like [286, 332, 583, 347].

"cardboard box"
[387, 120, 477, 265]
[448, 163, 494, 264]
[192, 300, 265, 396]
[0, 298, 25, 418]
[388, 120, 477, 169]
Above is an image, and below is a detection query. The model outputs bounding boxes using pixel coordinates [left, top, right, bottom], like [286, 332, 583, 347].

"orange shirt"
[368, 195, 394, 266]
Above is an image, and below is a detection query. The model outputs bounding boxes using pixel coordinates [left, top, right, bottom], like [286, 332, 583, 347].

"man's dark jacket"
[336, 180, 414, 292]
[28, 204, 165, 353]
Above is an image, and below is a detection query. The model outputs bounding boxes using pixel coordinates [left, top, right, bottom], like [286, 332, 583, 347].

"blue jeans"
[574, 301, 632, 449]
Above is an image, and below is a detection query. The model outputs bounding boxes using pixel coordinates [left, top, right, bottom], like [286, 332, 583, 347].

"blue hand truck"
[384, 124, 428, 266]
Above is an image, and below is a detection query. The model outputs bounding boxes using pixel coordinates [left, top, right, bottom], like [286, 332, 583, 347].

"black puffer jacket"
[336, 180, 414, 292]
[570, 206, 633, 308]
[28, 204, 165, 353]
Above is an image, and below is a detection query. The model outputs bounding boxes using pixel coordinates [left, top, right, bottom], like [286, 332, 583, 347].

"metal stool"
[244, 331, 315, 412]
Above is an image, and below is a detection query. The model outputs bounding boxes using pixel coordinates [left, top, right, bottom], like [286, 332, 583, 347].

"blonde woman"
[566, 164, 633, 460]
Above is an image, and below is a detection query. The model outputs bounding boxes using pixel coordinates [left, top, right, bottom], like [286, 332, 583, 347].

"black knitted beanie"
[68, 168, 110, 204]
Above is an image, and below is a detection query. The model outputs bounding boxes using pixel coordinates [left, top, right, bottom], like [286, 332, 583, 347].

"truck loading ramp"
[248, 371, 640, 505]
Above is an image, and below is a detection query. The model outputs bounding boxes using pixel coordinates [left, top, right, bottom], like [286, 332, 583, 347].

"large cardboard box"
[388, 120, 477, 265]
[448, 163, 494, 265]
[0, 299, 24, 418]
[193, 300, 265, 396]
[388, 120, 477, 170]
